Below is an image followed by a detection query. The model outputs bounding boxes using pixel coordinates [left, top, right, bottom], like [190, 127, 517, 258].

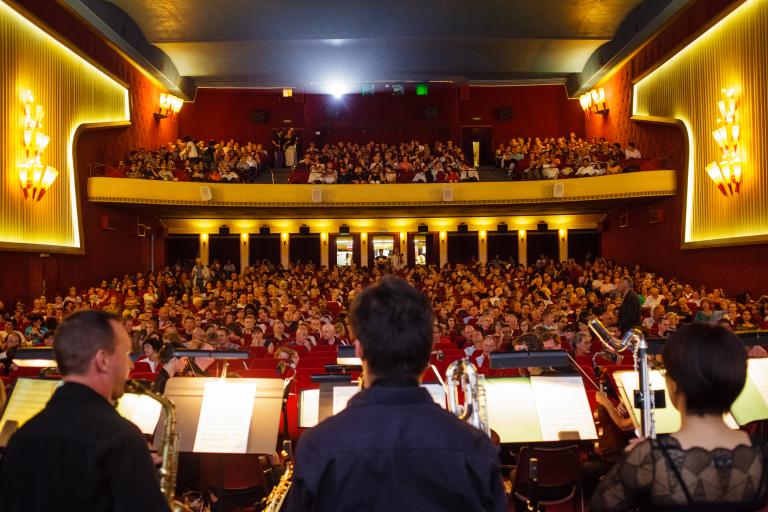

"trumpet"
[444, 358, 490, 436]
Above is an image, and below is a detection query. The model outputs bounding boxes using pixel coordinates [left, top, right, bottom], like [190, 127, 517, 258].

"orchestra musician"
[0, 310, 169, 511]
[285, 276, 507, 511]
[590, 323, 768, 511]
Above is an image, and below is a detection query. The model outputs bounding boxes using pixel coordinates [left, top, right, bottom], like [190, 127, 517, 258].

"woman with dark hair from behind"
[590, 323, 768, 511]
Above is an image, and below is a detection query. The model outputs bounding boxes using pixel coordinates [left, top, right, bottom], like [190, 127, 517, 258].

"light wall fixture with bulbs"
[155, 92, 183, 120]
[18, 90, 58, 202]
[705, 88, 742, 197]
[579, 87, 608, 115]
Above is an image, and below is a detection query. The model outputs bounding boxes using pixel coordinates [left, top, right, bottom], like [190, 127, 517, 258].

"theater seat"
[512, 445, 583, 511]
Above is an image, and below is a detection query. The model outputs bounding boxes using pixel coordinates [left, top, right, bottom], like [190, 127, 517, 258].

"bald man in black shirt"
[0, 311, 169, 512]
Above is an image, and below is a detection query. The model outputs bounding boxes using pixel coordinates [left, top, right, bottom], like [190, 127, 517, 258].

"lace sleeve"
[589, 439, 656, 511]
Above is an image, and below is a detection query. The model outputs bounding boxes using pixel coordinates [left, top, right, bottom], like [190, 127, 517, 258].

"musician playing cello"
[285, 276, 506, 512]
[0, 311, 169, 512]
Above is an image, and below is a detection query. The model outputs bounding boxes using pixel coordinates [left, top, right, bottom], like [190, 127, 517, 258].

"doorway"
[461, 127, 493, 166]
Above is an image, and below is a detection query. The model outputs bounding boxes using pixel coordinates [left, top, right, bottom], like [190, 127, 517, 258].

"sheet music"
[193, 380, 257, 453]
[332, 385, 359, 414]
[484, 378, 542, 443]
[0, 378, 59, 432]
[116, 393, 163, 435]
[299, 389, 320, 428]
[731, 358, 768, 425]
[423, 383, 447, 409]
[530, 376, 597, 442]
[615, 370, 681, 434]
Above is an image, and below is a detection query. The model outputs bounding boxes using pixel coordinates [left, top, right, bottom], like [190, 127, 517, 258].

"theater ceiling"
[62, 0, 692, 97]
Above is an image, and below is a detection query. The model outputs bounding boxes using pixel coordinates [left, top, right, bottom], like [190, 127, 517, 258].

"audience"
[495, 134, 666, 180]
[98, 134, 666, 185]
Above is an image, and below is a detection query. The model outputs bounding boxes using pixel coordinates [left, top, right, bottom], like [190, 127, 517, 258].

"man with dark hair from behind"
[0, 310, 170, 512]
[285, 276, 506, 512]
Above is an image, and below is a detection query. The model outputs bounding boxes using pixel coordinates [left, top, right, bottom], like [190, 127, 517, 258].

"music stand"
[490, 350, 571, 369]
[160, 377, 284, 455]
[336, 345, 361, 365]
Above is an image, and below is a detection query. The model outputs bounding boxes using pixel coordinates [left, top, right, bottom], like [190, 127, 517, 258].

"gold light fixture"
[706, 88, 741, 196]
[579, 88, 608, 115]
[155, 92, 183, 120]
[18, 90, 58, 201]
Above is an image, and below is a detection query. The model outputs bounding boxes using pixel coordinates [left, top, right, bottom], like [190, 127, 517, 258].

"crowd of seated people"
[287, 139, 479, 184]
[103, 137, 270, 183]
[495, 134, 669, 180]
[1, 254, 766, 382]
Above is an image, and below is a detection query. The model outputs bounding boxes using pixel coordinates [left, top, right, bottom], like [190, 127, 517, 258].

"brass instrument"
[262, 441, 293, 512]
[588, 320, 656, 439]
[444, 358, 490, 436]
[124, 379, 192, 512]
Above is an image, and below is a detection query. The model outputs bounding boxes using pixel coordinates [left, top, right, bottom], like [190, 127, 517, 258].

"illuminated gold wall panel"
[633, 0, 768, 247]
[0, 0, 129, 252]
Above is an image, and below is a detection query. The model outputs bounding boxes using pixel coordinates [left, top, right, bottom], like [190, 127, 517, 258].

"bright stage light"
[328, 82, 347, 99]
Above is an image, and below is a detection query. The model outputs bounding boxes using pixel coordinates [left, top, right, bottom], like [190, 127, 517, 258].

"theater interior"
[1, 0, 768, 510]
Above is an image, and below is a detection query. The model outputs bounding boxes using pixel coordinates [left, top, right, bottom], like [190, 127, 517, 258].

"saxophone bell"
[444, 358, 490, 436]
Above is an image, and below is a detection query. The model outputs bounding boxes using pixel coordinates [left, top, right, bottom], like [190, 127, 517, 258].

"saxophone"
[445, 358, 491, 436]
[261, 441, 294, 512]
[124, 379, 193, 512]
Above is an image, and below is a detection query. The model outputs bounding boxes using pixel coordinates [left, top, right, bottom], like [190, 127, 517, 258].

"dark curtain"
[289, 235, 321, 265]
[166, 235, 200, 268]
[209, 235, 240, 270]
[487, 232, 519, 264]
[568, 229, 601, 264]
[526, 232, 558, 263]
[447, 232, 479, 264]
[249, 235, 281, 266]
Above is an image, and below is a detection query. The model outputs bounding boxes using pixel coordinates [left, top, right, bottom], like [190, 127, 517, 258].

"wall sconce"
[706, 88, 742, 196]
[579, 88, 608, 115]
[439, 231, 446, 242]
[282, 232, 289, 245]
[361, 233, 367, 242]
[241, 233, 248, 244]
[559, 229, 566, 241]
[321, 232, 327, 244]
[519, 230, 526, 241]
[154, 92, 183, 120]
[400, 232, 406, 243]
[18, 91, 58, 201]
[479, 230, 486, 242]
[201, 233, 208, 244]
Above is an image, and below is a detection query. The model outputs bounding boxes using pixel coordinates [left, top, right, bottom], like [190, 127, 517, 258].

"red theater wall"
[178, 85, 585, 147]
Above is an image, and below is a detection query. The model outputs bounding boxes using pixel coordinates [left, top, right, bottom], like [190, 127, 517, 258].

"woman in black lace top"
[590, 323, 768, 511]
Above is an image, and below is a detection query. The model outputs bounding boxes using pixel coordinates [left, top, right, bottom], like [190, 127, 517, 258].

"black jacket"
[285, 378, 507, 512]
[0, 382, 169, 512]
[618, 289, 642, 335]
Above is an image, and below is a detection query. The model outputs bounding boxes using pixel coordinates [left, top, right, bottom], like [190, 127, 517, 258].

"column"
[320, 232, 329, 267]
[240, 233, 249, 271]
[199, 233, 209, 265]
[280, 232, 289, 267]
[478, 230, 487, 264]
[558, 229, 568, 263]
[518, 230, 527, 266]
[399, 232, 407, 268]
[439, 231, 448, 267]
[360, 232, 368, 267]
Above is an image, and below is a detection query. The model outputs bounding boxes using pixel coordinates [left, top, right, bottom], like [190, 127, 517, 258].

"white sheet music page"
[422, 383, 447, 409]
[484, 378, 542, 443]
[299, 389, 320, 428]
[193, 380, 257, 453]
[116, 393, 163, 435]
[615, 370, 681, 434]
[331, 385, 359, 415]
[530, 376, 597, 442]
[747, 358, 768, 409]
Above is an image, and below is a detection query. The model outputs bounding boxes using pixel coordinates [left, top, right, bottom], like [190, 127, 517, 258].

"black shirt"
[285, 378, 507, 512]
[618, 290, 642, 335]
[0, 382, 170, 512]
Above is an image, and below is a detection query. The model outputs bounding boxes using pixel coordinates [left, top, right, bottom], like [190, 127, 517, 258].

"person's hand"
[616, 402, 629, 417]
[595, 391, 611, 407]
